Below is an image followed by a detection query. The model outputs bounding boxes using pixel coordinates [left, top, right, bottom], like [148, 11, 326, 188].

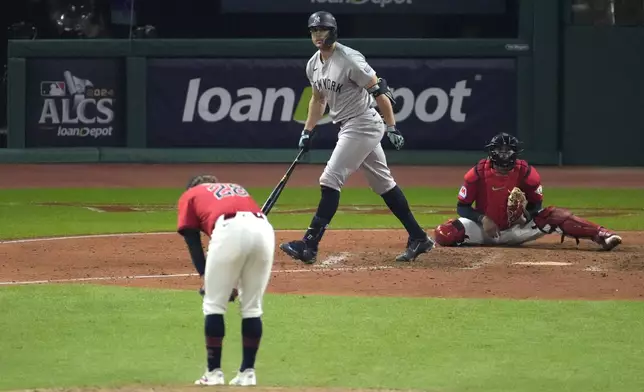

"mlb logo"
[41, 81, 66, 97]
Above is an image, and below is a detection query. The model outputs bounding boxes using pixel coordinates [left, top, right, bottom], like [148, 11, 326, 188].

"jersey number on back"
[207, 184, 249, 200]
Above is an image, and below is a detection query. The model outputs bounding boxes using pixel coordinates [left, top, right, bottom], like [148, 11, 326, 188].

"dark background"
[3, 0, 644, 150]
[1, 0, 523, 148]
[2, 0, 521, 40]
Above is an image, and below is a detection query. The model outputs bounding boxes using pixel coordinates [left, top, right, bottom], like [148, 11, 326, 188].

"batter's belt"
[222, 211, 265, 220]
[220, 211, 265, 226]
[211, 212, 265, 236]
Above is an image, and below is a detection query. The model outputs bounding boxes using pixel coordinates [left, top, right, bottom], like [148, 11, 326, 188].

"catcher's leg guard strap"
[533, 206, 602, 243]
[434, 219, 466, 246]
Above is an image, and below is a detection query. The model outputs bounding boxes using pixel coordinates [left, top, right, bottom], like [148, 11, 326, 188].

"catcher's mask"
[308, 11, 337, 47]
[485, 133, 523, 171]
[186, 174, 218, 189]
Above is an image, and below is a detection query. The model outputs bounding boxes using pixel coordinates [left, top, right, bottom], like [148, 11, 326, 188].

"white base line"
[0, 230, 399, 286]
[0, 231, 176, 244]
[0, 229, 401, 245]
[0, 266, 395, 286]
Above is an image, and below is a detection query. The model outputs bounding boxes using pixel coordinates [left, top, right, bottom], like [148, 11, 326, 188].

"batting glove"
[299, 129, 313, 152]
[386, 125, 404, 150]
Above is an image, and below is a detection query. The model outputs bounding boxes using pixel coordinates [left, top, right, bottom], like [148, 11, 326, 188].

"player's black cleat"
[396, 235, 435, 262]
[279, 240, 318, 264]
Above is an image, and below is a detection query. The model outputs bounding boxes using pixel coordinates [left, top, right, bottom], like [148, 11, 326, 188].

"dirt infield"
[1, 163, 643, 301]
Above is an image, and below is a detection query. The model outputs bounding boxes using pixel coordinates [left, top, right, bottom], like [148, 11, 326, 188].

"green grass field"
[0, 187, 642, 239]
[1, 186, 643, 392]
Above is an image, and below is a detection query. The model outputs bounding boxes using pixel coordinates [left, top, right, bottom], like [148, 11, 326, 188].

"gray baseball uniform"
[306, 43, 396, 195]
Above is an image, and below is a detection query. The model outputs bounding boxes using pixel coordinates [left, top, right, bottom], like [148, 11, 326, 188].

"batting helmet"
[484, 132, 523, 171]
[308, 11, 337, 46]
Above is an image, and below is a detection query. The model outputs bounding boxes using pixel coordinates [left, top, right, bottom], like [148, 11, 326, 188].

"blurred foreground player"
[177, 175, 275, 386]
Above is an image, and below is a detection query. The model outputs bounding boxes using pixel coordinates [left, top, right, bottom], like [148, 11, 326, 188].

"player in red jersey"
[177, 174, 274, 387]
[433, 133, 622, 250]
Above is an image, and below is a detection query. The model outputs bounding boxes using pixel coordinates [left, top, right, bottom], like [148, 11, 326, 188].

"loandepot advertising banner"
[146, 58, 516, 150]
[25, 58, 126, 147]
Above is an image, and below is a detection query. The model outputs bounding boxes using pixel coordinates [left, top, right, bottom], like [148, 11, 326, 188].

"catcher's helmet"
[308, 11, 337, 46]
[485, 132, 523, 171]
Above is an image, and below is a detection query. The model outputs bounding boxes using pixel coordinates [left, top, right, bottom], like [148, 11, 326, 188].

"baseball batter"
[280, 11, 434, 264]
[433, 133, 623, 250]
[177, 174, 274, 386]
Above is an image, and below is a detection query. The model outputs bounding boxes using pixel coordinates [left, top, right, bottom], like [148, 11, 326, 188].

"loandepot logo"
[182, 78, 333, 125]
[181, 78, 471, 125]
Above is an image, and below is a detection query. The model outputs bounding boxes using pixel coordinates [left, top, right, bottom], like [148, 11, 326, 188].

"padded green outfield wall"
[561, 27, 644, 167]
[4, 0, 565, 165]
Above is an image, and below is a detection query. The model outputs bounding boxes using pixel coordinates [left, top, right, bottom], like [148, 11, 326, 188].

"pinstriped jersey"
[306, 42, 376, 124]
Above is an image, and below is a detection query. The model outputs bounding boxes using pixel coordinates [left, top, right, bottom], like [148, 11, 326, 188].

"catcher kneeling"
[434, 132, 622, 250]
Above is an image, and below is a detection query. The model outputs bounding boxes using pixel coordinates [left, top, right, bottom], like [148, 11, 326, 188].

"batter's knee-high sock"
[381, 185, 427, 239]
[240, 317, 263, 371]
[303, 186, 340, 248]
[205, 314, 225, 371]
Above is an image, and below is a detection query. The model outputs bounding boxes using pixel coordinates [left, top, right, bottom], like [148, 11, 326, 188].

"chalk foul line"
[0, 229, 402, 245]
[0, 265, 395, 286]
[0, 231, 399, 287]
[0, 232, 177, 244]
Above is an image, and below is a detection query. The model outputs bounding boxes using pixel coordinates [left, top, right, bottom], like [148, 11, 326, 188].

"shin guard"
[533, 206, 619, 249]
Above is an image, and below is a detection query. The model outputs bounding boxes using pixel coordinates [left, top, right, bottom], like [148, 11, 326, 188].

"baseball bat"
[261, 147, 308, 216]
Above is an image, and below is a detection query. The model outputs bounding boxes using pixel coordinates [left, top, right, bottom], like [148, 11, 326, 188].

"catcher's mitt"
[507, 187, 528, 226]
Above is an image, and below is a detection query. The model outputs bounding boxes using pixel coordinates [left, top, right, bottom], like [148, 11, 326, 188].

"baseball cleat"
[229, 369, 257, 386]
[195, 368, 225, 385]
[279, 240, 317, 264]
[396, 235, 435, 262]
[596, 231, 622, 251]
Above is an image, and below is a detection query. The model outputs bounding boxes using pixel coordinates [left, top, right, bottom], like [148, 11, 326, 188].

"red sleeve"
[177, 192, 200, 233]
[457, 167, 478, 204]
[522, 166, 543, 203]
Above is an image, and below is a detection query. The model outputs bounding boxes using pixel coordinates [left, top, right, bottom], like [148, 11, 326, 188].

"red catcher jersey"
[177, 183, 261, 237]
[457, 159, 543, 230]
